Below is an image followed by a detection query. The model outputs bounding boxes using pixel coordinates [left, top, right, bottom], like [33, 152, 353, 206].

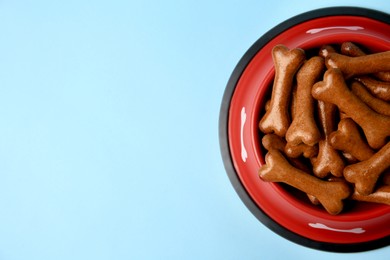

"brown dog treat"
[262, 133, 286, 151]
[311, 141, 344, 178]
[287, 90, 317, 158]
[262, 134, 314, 203]
[259, 45, 306, 136]
[262, 134, 316, 204]
[285, 56, 323, 146]
[329, 118, 375, 161]
[340, 41, 366, 56]
[344, 142, 390, 196]
[285, 142, 318, 158]
[354, 76, 390, 101]
[308, 176, 346, 206]
[311, 100, 344, 178]
[351, 81, 390, 116]
[325, 51, 390, 79]
[312, 68, 390, 149]
[351, 185, 390, 205]
[340, 42, 390, 82]
[317, 100, 337, 137]
[259, 149, 351, 215]
[262, 134, 313, 173]
[319, 45, 336, 59]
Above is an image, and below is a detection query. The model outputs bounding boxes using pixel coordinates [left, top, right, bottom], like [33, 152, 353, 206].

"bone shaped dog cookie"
[285, 56, 323, 146]
[261, 80, 316, 160]
[311, 100, 344, 178]
[340, 41, 366, 56]
[312, 68, 390, 149]
[259, 45, 305, 137]
[340, 41, 390, 82]
[262, 133, 318, 205]
[319, 45, 336, 59]
[325, 51, 390, 79]
[262, 133, 286, 151]
[351, 185, 390, 205]
[285, 83, 319, 158]
[284, 141, 318, 159]
[259, 149, 351, 215]
[344, 141, 390, 196]
[351, 81, 390, 116]
[262, 134, 312, 175]
[329, 118, 375, 161]
[354, 76, 390, 101]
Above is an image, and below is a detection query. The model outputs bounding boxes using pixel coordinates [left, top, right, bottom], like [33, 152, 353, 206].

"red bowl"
[219, 7, 390, 252]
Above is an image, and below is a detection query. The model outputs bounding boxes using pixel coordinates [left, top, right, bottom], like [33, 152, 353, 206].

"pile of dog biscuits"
[258, 42, 390, 215]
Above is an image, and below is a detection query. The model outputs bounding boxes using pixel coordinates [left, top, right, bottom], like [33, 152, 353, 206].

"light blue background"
[0, 0, 389, 259]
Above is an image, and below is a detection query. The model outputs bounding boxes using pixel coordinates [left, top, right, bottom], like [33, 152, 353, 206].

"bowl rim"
[219, 6, 390, 252]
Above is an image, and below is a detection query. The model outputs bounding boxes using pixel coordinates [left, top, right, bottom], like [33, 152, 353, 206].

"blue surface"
[0, 0, 389, 259]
